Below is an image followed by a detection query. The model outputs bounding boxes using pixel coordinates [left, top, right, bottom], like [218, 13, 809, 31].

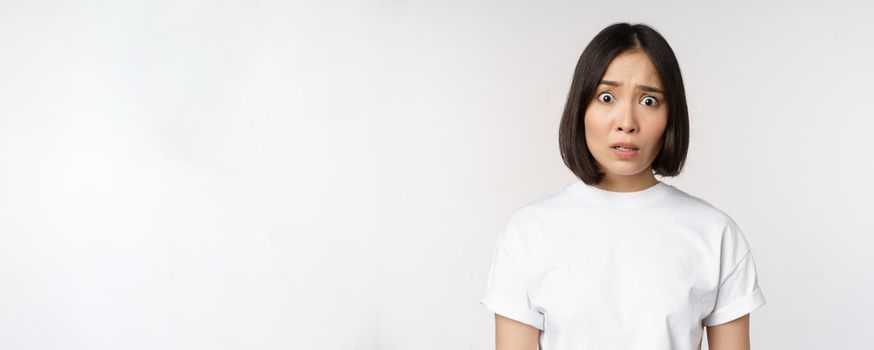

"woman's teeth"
[614, 146, 636, 151]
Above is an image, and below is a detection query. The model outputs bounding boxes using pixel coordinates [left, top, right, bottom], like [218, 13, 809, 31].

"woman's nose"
[618, 125, 636, 133]
[615, 102, 638, 133]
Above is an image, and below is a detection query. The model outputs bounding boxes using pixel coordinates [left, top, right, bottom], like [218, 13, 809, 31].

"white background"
[1, 1, 872, 349]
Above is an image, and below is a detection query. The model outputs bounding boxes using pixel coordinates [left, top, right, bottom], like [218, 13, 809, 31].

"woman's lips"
[612, 146, 638, 158]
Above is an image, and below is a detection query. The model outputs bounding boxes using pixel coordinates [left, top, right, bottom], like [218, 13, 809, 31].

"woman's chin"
[602, 164, 652, 177]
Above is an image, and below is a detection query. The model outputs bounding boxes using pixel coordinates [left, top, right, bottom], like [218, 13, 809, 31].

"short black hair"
[558, 22, 689, 185]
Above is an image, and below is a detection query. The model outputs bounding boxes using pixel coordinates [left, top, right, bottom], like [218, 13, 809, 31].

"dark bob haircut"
[558, 22, 689, 185]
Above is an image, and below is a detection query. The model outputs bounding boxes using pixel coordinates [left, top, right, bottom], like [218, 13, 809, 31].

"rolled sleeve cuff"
[702, 287, 767, 327]
[480, 290, 545, 331]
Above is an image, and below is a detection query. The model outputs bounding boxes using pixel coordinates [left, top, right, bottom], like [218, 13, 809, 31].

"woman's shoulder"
[504, 181, 579, 222]
[662, 183, 738, 228]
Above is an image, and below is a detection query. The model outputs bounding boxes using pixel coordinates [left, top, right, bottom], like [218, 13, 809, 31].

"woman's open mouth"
[612, 146, 638, 158]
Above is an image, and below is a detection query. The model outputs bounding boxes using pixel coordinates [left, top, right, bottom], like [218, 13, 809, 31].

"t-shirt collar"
[568, 178, 671, 208]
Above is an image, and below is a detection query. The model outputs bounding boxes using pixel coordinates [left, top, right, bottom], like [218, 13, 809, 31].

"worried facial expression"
[584, 50, 669, 179]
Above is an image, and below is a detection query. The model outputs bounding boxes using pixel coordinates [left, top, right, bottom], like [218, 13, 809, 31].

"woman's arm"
[706, 313, 751, 350]
[495, 314, 539, 350]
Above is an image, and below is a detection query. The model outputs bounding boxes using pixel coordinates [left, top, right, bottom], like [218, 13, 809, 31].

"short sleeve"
[702, 219, 767, 327]
[478, 222, 545, 331]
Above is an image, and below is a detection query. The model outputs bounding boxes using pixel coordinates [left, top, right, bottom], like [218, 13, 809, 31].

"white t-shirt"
[479, 179, 766, 350]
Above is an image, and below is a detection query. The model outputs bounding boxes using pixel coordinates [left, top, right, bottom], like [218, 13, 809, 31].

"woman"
[479, 22, 767, 350]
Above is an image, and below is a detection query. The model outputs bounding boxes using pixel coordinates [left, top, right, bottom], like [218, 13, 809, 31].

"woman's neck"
[593, 171, 659, 192]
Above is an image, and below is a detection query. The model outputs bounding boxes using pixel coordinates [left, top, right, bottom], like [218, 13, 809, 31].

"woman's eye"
[598, 92, 614, 103]
[640, 96, 659, 107]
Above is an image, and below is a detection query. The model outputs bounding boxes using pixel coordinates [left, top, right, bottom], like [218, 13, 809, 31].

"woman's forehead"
[601, 51, 663, 87]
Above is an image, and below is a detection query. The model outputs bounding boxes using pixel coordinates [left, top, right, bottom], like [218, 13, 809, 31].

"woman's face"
[584, 50, 668, 184]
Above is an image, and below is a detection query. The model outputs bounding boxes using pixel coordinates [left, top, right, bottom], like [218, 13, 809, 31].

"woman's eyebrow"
[599, 80, 665, 94]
